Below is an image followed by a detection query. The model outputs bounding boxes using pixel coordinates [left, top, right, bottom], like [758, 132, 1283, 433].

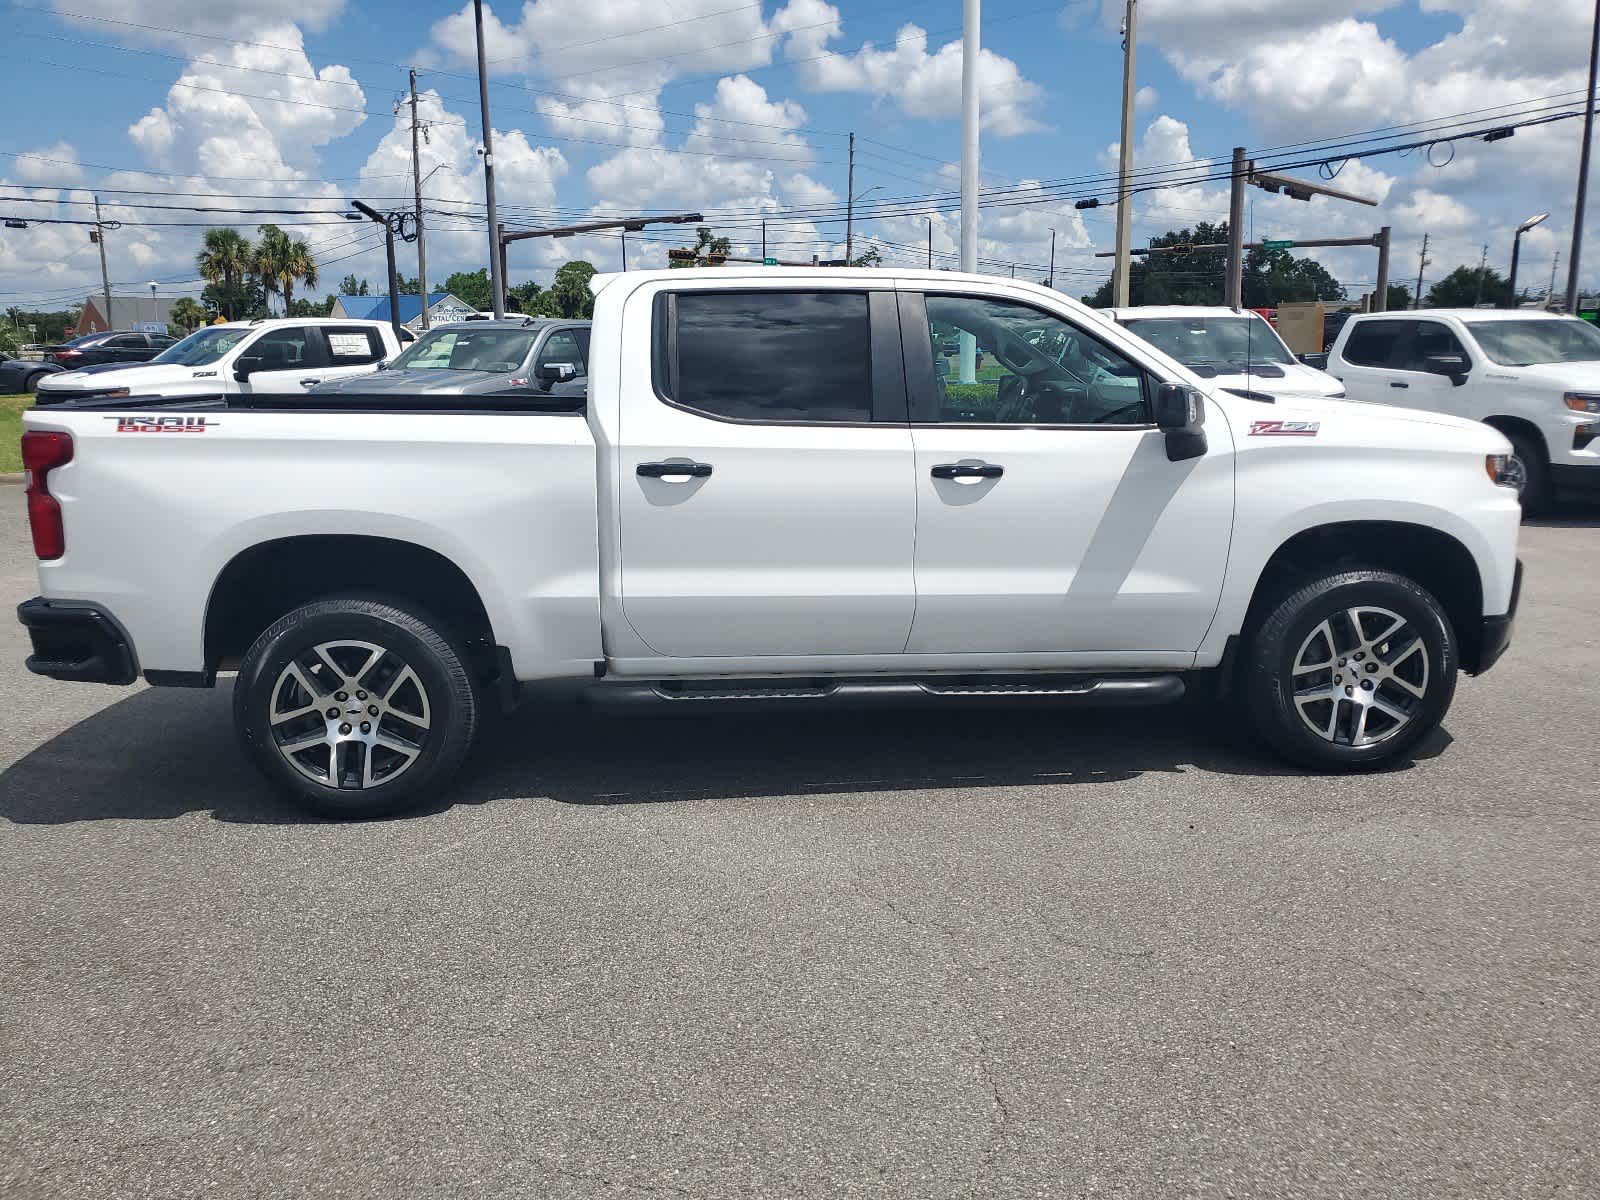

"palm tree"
[195, 228, 252, 320]
[253, 224, 319, 315]
[170, 297, 207, 333]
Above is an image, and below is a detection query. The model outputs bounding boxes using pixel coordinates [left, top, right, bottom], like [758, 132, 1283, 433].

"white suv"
[34, 318, 403, 405]
[1327, 309, 1600, 511]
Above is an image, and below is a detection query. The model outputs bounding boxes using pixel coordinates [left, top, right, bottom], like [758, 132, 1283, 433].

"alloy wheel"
[1290, 606, 1430, 748]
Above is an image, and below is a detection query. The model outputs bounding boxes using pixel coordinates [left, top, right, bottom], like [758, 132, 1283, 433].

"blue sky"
[1, 0, 1595, 311]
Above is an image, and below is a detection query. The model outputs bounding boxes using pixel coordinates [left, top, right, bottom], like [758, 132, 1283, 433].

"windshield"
[154, 326, 251, 366]
[1463, 318, 1600, 366]
[389, 327, 538, 372]
[1122, 315, 1296, 368]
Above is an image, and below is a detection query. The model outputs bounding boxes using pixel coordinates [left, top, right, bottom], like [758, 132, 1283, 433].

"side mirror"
[536, 362, 578, 385]
[374, 359, 389, 371]
[1423, 353, 1470, 385]
[1154, 382, 1207, 462]
[232, 354, 263, 382]
[1298, 352, 1330, 370]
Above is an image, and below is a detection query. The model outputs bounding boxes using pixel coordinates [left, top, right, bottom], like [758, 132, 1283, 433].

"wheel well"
[205, 536, 498, 675]
[1482, 415, 1547, 460]
[1243, 521, 1486, 671]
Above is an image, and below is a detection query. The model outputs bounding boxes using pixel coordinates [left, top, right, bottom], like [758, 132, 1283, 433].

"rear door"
[616, 285, 915, 658]
[316, 325, 390, 387]
[1332, 318, 1414, 404]
[236, 326, 329, 394]
[900, 287, 1234, 659]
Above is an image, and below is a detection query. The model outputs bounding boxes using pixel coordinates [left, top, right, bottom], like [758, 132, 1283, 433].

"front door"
[900, 289, 1234, 660]
[237, 326, 329, 394]
[617, 286, 915, 659]
[1385, 319, 1472, 414]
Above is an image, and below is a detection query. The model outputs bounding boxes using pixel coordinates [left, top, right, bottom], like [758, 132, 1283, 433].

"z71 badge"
[1249, 419, 1320, 437]
[105, 415, 217, 433]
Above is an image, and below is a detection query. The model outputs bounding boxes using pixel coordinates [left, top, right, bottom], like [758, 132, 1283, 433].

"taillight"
[21, 430, 73, 560]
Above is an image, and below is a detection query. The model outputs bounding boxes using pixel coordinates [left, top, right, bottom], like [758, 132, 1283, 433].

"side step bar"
[583, 674, 1185, 710]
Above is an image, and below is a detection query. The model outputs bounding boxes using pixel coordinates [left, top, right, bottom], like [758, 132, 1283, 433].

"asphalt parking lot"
[1, 490, 1596, 1200]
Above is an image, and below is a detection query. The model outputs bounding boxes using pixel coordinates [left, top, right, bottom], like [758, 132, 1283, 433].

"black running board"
[583, 674, 1185, 710]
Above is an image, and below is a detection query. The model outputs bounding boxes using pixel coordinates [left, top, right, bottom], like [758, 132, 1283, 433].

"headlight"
[1486, 454, 1520, 488]
[1564, 392, 1600, 413]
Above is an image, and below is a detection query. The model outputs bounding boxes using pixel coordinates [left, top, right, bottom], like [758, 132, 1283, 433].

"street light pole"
[1112, 0, 1138, 306]
[846, 132, 855, 264]
[1509, 212, 1549, 307]
[1567, 0, 1600, 312]
[473, 0, 505, 318]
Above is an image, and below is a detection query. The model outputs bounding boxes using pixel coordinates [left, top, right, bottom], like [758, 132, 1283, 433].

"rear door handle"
[1389, 381, 1409, 389]
[931, 462, 1003, 480]
[637, 461, 713, 479]
[300, 377, 322, 387]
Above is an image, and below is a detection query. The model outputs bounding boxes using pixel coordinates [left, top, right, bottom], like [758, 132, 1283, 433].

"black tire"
[1243, 568, 1457, 771]
[1505, 428, 1552, 516]
[233, 596, 480, 818]
[23, 371, 44, 395]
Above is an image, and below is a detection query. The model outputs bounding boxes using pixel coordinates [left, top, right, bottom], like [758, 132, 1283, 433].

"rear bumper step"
[584, 674, 1185, 710]
[17, 597, 139, 685]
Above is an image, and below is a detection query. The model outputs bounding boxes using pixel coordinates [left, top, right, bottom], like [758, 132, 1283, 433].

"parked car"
[1326, 309, 1600, 512]
[19, 268, 1521, 817]
[0, 350, 59, 395]
[1106, 306, 1345, 401]
[310, 318, 590, 399]
[43, 330, 175, 369]
[34, 319, 403, 404]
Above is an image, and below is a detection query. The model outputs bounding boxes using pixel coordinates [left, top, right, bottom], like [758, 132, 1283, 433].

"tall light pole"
[1567, 0, 1600, 312]
[473, 0, 505, 318]
[959, 0, 980, 383]
[1509, 211, 1549, 307]
[1048, 227, 1057, 288]
[1112, 0, 1138, 306]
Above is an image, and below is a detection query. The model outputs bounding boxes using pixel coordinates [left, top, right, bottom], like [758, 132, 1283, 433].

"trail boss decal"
[105, 415, 217, 433]
[1249, 419, 1320, 437]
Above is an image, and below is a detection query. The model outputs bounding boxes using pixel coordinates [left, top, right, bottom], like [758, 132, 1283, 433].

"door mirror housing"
[536, 361, 578, 384]
[1154, 382, 1208, 462]
[232, 354, 263, 382]
[1423, 353, 1470, 385]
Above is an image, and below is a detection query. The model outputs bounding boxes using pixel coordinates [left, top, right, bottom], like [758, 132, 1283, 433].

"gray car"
[309, 318, 590, 400]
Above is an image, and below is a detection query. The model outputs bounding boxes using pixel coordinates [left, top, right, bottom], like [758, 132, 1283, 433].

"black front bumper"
[1471, 559, 1522, 676]
[17, 598, 139, 684]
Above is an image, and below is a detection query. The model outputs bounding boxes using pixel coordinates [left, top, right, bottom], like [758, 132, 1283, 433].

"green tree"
[670, 225, 733, 267]
[1082, 222, 1231, 307]
[201, 277, 265, 320]
[254, 224, 319, 315]
[1425, 264, 1510, 308]
[506, 280, 543, 314]
[339, 274, 370, 296]
[287, 295, 335, 317]
[1385, 283, 1412, 311]
[849, 246, 883, 268]
[540, 260, 597, 318]
[196, 228, 254, 320]
[1242, 247, 1345, 306]
[169, 297, 208, 333]
[443, 269, 492, 311]
[396, 275, 421, 295]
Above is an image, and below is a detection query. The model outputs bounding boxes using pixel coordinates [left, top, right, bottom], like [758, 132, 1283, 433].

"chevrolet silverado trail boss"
[18, 269, 1523, 817]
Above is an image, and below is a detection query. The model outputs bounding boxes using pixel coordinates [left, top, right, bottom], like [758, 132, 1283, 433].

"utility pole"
[1473, 243, 1488, 305]
[619, 229, 627, 271]
[845, 132, 855, 265]
[959, 0, 980, 382]
[1549, 249, 1562, 304]
[1413, 232, 1430, 309]
[1225, 147, 1246, 308]
[927, 218, 933, 268]
[1374, 226, 1392, 312]
[1112, 0, 1138, 306]
[92, 195, 112, 329]
[473, 0, 504, 317]
[761, 219, 766, 262]
[408, 69, 431, 329]
[1048, 227, 1056, 288]
[1568, 0, 1600, 312]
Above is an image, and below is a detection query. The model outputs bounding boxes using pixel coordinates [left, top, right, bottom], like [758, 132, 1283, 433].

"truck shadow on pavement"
[0, 682, 1450, 825]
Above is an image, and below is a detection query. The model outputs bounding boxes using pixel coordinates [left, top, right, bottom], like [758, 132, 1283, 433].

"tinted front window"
[1122, 315, 1295, 368]
[390, 327, 538, 372]
[154, 326, 251, 366]
[535, 329, 587, 377]
[1343, 320, 1410, 367]
[1396, 322, 1467, 370]
[668, 292, 872, 423]
[1463, 318, 1600, 365]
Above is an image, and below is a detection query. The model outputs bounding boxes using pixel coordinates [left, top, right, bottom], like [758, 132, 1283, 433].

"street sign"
[1263, 239, 1294, 250]
[763, 257, 777, 266]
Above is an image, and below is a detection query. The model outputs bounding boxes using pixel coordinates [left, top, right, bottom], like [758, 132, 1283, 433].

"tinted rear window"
[665, 291, 872, 423]
[1343, 320, 1411, 367]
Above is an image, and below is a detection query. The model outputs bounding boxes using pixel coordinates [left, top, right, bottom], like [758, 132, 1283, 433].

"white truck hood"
[1251, 391, 1507, 444]
[36, 361, 221, 392]
[1480, 360, 1600, 389]
[1202, 361, 1344, 401]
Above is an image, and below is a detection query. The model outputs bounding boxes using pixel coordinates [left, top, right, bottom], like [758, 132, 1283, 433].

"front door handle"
[931, 462, 1003, 480]
[300, 377, 322, 387]
[1389, 380, 1409, 388]
[637, 460, 713, 479]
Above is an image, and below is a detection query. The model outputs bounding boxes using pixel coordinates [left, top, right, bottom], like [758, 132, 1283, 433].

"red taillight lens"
[21, 430, 73, 560]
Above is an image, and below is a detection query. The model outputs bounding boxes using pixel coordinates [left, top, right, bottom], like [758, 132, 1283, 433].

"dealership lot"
[1, 492, 1595, 1199]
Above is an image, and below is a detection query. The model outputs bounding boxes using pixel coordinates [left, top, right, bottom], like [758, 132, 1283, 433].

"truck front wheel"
[233, 596, 480, 818]
[1243, 568, 1458, 770]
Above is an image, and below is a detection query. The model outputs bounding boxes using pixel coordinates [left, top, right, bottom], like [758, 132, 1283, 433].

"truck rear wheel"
[1243, 568, 1457, 771]
[233, 596, 479, 818]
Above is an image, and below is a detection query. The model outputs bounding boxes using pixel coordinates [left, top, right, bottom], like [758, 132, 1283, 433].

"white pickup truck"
[19, 269, 1523, 817]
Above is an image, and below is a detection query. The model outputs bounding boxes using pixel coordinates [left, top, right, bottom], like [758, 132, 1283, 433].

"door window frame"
[245, 325, 330, 371]
[900, 291, 1156, 429]
[650, 288, 908, 426]
[318, 325, 387, 366]
[1391, 319, 1471, 375]
[1341, 319, 1416, 368]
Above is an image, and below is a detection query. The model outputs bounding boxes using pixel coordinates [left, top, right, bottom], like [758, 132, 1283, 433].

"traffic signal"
[667, 248, 697, 263]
